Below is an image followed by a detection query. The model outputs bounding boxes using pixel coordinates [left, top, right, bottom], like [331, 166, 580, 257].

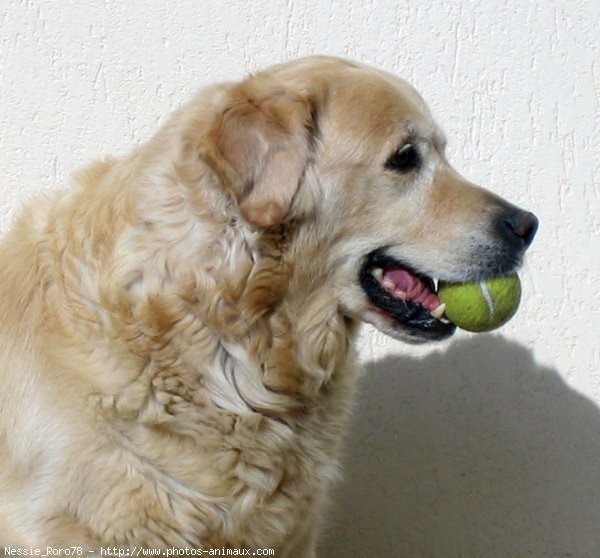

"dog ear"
[208, 77, 316, 227]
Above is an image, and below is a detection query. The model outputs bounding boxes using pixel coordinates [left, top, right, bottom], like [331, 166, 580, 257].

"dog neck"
[41, 157, 360, 426]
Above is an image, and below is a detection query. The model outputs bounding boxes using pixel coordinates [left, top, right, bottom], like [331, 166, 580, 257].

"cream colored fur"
[0, 56, 521, 554]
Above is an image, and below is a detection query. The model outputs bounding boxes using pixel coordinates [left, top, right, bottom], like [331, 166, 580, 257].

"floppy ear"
[208, 77, 316, 227]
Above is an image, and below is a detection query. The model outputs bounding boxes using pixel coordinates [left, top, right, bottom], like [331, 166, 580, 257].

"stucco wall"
[1, 1, 598, 555]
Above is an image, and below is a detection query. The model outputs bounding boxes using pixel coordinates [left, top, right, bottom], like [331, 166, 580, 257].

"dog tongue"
[382, 268, 441, 311]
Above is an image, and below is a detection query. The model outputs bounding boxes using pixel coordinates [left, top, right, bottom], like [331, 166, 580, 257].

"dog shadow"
[319, 335, 600, 558]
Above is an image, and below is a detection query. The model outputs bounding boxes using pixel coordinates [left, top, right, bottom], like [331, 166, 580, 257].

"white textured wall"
[1, 1, 598, 555]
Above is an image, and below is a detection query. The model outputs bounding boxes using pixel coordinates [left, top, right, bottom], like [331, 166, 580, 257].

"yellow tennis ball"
[438, 274, 522, 332]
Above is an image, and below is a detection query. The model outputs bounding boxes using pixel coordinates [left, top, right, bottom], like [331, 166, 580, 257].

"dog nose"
[502, 210, 539, 247]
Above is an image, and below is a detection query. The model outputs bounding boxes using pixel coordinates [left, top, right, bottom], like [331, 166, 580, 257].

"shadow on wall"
[320, 336, 600, 558]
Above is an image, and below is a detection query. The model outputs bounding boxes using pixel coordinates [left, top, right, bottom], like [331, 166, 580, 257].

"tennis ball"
[437, 273, 521, 332]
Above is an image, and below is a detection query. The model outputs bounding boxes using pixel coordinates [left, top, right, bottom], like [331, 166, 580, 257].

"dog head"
[178, 56, 538, 344]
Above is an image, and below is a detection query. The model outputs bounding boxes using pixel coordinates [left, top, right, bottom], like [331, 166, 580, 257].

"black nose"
[501, 210, 539, 247]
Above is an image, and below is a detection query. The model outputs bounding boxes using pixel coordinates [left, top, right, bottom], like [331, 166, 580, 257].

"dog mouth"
[359, 251, 456, 341]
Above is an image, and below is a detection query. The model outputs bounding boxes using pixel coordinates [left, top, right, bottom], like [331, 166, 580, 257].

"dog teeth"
[394, 290, 407, 300]
[372, 267, 383, 279]
[430, 303, 446, 319]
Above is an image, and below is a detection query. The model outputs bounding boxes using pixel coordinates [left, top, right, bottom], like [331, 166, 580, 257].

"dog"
[0, 56, 537, 554]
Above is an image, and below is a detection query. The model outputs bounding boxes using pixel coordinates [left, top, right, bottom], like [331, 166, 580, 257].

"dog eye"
[385, 143, 421, 173]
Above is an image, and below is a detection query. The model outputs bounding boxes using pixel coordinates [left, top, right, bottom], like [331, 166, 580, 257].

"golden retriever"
[0, 56, 537, 553]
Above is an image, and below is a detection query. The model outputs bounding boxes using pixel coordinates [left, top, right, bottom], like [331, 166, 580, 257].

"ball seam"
[480, 281, 495, 328]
